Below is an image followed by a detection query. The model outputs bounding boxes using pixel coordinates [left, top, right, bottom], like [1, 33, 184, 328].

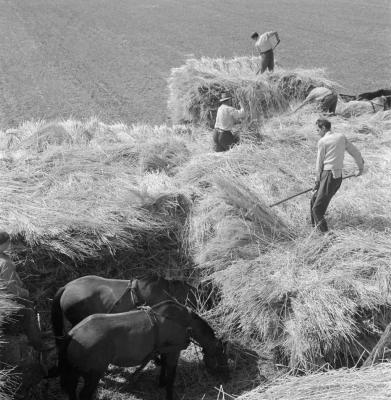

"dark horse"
[49, 274, 200, 378]
[58, 300, 229, 400]
[51, 273, 199, 343]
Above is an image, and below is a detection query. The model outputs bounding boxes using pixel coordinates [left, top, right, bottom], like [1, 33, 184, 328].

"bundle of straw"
[167, 57, 337, 126]
[238, 362, 391, 400]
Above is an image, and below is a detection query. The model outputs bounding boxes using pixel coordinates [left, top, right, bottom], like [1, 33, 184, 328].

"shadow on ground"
[95, 342, 266, 400]
[39, 341, 268, 400]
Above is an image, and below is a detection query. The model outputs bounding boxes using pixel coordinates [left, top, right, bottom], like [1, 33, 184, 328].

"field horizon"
[0, 0, 390, 129]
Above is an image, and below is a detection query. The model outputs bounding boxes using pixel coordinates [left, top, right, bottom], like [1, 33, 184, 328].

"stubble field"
[0, 0, 390, 129]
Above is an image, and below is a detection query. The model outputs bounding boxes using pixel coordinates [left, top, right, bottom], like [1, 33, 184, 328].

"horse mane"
[148, 300, 216, 339]
[150, 299, 182, 309]
[134, 271, 160, 283]
[136, 272, 196, 291]
[188, 310, 216, 338]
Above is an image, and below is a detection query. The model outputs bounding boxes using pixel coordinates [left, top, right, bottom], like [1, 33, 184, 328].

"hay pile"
[0, 64, 391, 398]
[181, 109, 391, 371]
[0, 119, 212, 316]
[0, 286, 21, 400]
[237, 362, 391, 400]
[167, 57, 337, 126]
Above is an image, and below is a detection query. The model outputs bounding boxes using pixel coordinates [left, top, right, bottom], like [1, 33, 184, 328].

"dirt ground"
[39, 343, 272, 400]
[0, 0, 390, 129]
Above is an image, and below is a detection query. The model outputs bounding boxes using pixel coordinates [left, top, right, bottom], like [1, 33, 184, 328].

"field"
[0, 0, 390, 129]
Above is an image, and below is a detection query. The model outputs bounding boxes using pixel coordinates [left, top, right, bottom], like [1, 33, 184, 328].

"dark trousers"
[260, 50, 274, 73]
[213, 129, 239, 152]
[310, 171, 342, 232]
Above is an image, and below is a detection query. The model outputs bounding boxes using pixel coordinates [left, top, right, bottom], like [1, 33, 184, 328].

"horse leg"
[60, 369, 79, 400]
[79, 372, 101, 400]
[159, 353, 167, 387]
[164, 351, 180, 400]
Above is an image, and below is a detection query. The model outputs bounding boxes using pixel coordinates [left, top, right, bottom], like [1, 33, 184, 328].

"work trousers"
[213, 129, 239, 152]
[310, 170, 342, 232]
[260, 50, 274, 74]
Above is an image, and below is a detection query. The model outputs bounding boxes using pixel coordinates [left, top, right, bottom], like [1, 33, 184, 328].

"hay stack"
[237, 362, 391, 400]
[167, 57, 337, 126]
[0, 286, 21, 400]
[0, 119, 203, 318]
[214, 230, 391, 370]
[182, 110, 391, 371]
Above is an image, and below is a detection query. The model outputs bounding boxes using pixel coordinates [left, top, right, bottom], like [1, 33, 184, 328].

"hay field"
[1, 64, 391, 398]
[0, 0, 390, 128]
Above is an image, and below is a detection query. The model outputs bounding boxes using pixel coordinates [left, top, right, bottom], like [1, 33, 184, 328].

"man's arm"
[345, 137, 364, 175]
[230, 102, 246, 120]
[266, 31, 278, 39]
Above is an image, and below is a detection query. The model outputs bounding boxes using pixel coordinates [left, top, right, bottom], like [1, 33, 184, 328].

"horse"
[48, 273, 202, 378]
[58, 300, 229, 400]
[51, 273, 200, 342]
[336, 95, 390, 117]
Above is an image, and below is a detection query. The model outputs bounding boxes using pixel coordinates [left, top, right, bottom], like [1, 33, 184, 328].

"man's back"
[317, 131, 364, 178]
[255, 31, 277, 53]
[215, 104, 244, 131]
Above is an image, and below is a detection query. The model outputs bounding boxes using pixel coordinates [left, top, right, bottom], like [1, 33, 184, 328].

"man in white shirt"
[214, 93, 245, 152]
[311, 118, 364, 232]
[251, 31, 279, 74]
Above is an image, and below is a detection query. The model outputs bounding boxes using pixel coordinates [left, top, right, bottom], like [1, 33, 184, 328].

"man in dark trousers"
[311, 118, 364, 232]
[251, 31, 279, 74]
[213, 93, 245, 152]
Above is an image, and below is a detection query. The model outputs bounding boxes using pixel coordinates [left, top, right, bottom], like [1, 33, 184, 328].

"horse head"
[203, 338, 230, 381]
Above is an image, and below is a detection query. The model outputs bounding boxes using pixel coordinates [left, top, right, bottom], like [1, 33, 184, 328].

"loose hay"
[237, 362, 391, 400]
[167, 57, 338, 127]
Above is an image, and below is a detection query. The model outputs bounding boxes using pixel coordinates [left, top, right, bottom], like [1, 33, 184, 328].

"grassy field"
[0, 0, 390, 128]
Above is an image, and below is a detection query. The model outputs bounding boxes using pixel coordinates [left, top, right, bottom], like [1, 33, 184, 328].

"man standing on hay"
[214, 93, 245, 152]
[311, 118, 364, 233]
[251, 31, 280, 74]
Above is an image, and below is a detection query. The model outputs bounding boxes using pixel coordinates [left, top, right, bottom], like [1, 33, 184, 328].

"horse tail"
[57, 333, 77, 392]
[51, 286, 66, 348]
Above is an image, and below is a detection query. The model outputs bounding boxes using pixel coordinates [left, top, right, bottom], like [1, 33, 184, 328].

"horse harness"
[108, 279, 141, 313]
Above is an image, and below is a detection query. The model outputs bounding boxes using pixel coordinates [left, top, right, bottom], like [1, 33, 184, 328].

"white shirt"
[255, 31, 277, 53]
[214, 104, 245, 131]
[316, 131, 364, 180]
[0, 253, 29, 298]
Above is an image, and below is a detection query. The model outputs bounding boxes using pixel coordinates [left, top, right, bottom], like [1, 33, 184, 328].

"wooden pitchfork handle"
[269, 174, 356, 208]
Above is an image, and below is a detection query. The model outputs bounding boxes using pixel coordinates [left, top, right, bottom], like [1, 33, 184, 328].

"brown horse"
[58, 300, 229, 400]
[51, 273, 199, 343]
[48, 273, 201, 378]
